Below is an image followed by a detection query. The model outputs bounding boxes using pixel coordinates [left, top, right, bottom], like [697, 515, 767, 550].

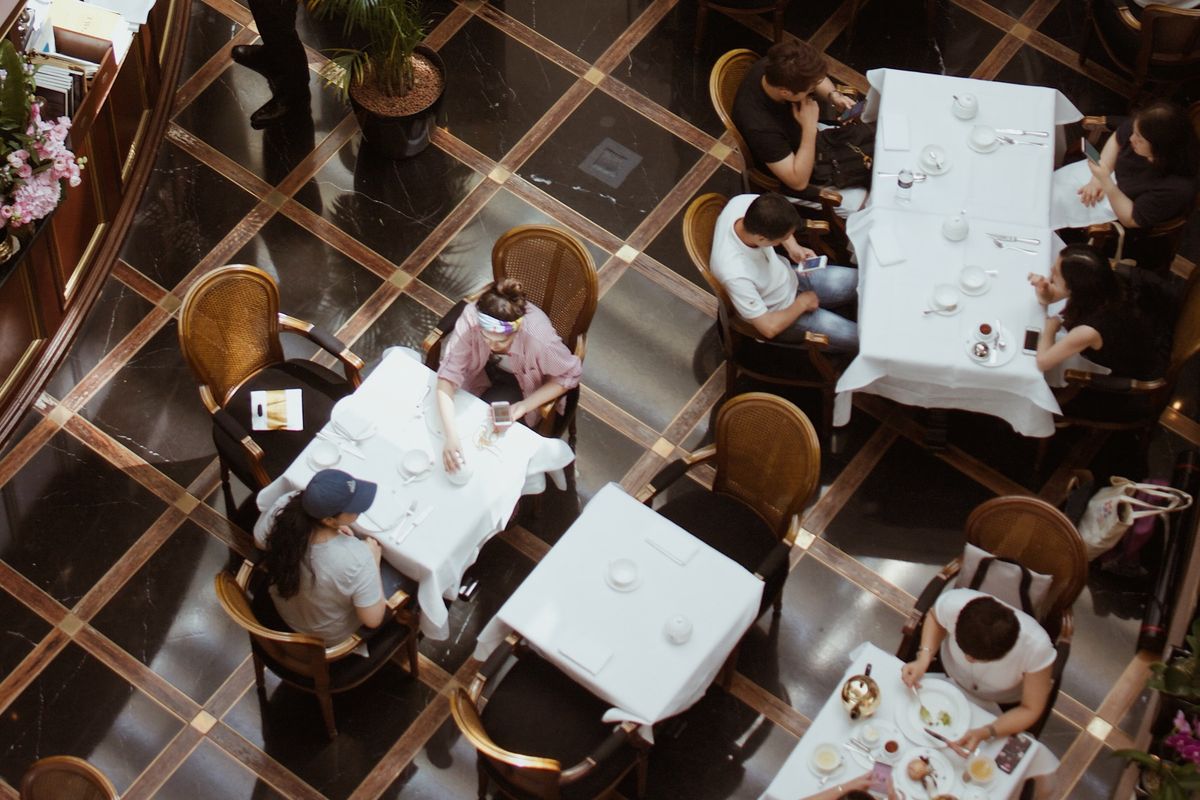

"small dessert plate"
[308, 441, 340, 468]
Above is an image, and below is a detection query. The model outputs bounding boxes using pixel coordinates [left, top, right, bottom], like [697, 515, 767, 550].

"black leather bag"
[812, 121, 876, 189]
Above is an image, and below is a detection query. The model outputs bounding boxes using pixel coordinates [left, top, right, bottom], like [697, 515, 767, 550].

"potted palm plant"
[307, 0, 444, 158]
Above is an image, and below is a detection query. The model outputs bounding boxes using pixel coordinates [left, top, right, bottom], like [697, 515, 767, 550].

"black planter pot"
[349, 45, 445, 159]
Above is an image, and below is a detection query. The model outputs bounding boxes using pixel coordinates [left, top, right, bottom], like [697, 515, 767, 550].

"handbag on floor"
[1078, 476, 1192, 560]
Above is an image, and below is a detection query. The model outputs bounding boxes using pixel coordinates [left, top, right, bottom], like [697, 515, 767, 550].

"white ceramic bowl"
[960, 264, 988, 292]
[811, 743, 842, 774]
[399, 449, 432, 477]
[308, 440, 340, 468]
[933, 285, 960, 311]
[608, 559, 639, 588]
[970, 125, 998, 151]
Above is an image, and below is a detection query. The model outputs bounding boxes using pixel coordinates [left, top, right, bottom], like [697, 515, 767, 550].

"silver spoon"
[991, 239, 1038, 255]
[997, 135, 1046, 148]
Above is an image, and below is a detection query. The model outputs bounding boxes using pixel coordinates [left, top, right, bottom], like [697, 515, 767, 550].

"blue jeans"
[776, 265, 859, 353]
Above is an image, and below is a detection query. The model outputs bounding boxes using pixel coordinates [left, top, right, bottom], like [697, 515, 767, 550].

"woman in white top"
[901, 589, 1056, 752]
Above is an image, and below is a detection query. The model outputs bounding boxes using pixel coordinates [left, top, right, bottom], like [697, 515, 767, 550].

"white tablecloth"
[761, 643, 1059, 800]
[474, 483, 763, 737]
[257, 350, 575, 639]
[835, 69, 1085, 437]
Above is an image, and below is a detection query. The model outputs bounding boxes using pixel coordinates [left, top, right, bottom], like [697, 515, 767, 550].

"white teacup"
[960, 264, 988, 293]
[446, 458, 473, 486]
[970, 124, 998, 151]
[608, 559, 639, 588]
[932, 285, 960, 312]
[308, 440, 340, 468]
[967, 754, 997, 785]
[398, 449, 433, 480]
[942, 213, 970, 241]
[952, 93, 978, 120]
[811, 743, 842, 774]
[920, 144, 949, 173]
[664, 615, 693, 644]
[973, 321, 998, 342]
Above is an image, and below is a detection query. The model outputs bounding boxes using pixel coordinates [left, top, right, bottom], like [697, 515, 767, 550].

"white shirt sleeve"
[722, 275, 771, 320]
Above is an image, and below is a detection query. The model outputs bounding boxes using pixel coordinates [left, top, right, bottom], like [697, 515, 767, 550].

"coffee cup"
[932, 285, 960, 313]
[811, 743, 842, 773]
[861, 724, 881, 746]
[974, 322, 996, 342]
[970, 125, 998, 152]
[608, 559, 638, 588]
[883, 739, 900, 755]
[399, 449, 433, 480]
[952, 92, 978, 120]
[942, 213, 969, 241]
[960, 265, 988, 293]
[967, 754, 996, 784]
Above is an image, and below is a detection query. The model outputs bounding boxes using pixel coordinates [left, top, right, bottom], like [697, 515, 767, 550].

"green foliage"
[0, 41, 34, 149]
[1149, 620, 1200, 703]
[307, 0, 426, 98]
[1115, 750, 1200, 800]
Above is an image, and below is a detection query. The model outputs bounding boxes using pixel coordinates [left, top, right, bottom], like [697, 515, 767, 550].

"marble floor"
[1, 0, 1197, 797]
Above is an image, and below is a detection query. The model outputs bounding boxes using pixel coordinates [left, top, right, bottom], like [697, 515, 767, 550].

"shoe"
[249, 92, 309, 129]
[231, 44, 273, 76]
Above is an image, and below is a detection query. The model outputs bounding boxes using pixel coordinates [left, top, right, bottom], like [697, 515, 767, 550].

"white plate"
[605, 559, 642, 592]
[847, 719, 904, 768]
[928, 284, 964, 317]
[331, 399, 377, 440]
[307, 441, 340, 468]
[894, 747, 958, 798]
[919, 146, 952, 175]
[897, 677, 971, 747]
[808, 743, 845, 778]
[964, 325, 1018, 368]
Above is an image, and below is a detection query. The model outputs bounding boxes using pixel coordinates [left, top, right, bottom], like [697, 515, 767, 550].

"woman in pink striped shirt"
[435, 279, 582, 472]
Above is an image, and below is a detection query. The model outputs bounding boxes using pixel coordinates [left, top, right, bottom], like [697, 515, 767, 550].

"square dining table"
[761, 642, 1059, 800]
[473, 482, 764, 737]
[256, 349, 575, 639]
[834, 69, 1088, 437]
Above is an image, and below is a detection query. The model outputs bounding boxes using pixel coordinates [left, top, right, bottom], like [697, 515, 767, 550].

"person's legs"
[776, 307, 859, 352]
[800, 264, 859, 309]
[239, 0, 309, 127]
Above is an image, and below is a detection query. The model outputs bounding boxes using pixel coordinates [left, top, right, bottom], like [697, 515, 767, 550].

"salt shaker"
[896, 169, 914, 203]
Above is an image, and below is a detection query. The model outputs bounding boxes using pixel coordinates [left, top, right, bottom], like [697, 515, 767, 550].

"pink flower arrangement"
[0, 98, 85, 231]
[1165, 711, 1200, 766]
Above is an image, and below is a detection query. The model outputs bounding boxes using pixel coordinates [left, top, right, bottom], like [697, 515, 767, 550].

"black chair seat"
[218, 360, 352, 485]
[658, 490, 787, 614]
[481, 653, 640, 800]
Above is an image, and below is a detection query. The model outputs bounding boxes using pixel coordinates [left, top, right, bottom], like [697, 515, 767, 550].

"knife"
[986, 232, 1041, 245]
[995, 128, 1048, 137]
[923, 727, 969, 757]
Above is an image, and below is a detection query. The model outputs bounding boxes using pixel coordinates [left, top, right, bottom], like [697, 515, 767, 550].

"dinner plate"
[331, 399, 377, 441]
[897, 677, 971, 747]
[894, 747, 958, 798]
[964, 325, 1018, 368]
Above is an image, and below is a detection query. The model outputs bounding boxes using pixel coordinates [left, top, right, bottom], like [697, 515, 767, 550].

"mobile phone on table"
[870, 762, 892, 793]
[1022, 327, 1041, 355]
[796, 255, 828, 273]
[1082, 136, 1102, 164]
[839, 99, 866, 123]
[996, 734, 1032, 774]
[490, 400, 514, 430]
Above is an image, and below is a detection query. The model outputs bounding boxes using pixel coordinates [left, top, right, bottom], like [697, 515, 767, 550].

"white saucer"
[605, 559, 641, 592]
[968, 138, 1000, 154]
[919, 146, 952, 175]
[960, 279, 990, 297]
[808, 743, 845, 778]
[965, 325, 1018, 368]
[847, 719, 904, 768]
[307, 441, 340, 469]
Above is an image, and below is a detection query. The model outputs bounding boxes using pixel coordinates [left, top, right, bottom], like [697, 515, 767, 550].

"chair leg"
[694, 0, 708, 52]
[252, 653, 266, 694]
[476, 760, 489, 800]
[773, 590, 784, 617]
[317, 689, 338, 738]
[718, 645, 739, 690]
[407, 630, 420, 677]
[1033, 436, 1051, 475]
[220, 461, 237, 519]
[635, 751, 648, 799]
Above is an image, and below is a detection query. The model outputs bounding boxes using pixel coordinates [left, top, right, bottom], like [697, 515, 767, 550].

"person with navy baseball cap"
[252, 469, 388, 646]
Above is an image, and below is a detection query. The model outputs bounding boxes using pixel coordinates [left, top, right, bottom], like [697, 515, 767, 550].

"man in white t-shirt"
[710, 193, 858, 352]
[901, 588, 1056, 753]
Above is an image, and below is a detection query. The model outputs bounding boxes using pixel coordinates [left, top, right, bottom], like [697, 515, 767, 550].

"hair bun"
[495, 278, 525, 302]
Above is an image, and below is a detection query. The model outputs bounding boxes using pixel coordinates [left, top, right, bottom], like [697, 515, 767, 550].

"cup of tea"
[967, 753, 997, 784]
[952, 93, 978, 120]
[884, 739, 900, 755]
[974, 322, 997, 342]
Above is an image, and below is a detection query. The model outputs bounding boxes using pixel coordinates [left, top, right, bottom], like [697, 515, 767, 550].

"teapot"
[942, 212, 970, 242]
[840, 663, 881, 720]
[952, 92, 978, 120]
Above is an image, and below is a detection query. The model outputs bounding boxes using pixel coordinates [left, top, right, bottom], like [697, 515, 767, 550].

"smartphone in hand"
[839, 99, 866, 123]
[490, 400, 514, 431]
[870, 762, 892, 793]
[1082, 136, 1102, 164]
[796, 255, 828, 274]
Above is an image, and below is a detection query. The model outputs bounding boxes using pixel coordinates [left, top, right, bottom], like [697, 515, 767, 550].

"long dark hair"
[1133, 100, 1199, 178]
[262, 493, 319, 598]
[1060, 244, 1121, 330]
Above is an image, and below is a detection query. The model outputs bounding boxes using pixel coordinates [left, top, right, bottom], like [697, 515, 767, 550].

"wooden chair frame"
[683, 192, 842, 441]
[20, 756, 118, 800]
[214, 559, 419, 739]
[1081, 2, 1200, 95]
[694, 0, 790, 52]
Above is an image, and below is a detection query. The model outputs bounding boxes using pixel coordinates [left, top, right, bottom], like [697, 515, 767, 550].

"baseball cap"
[301, 469, 377, 519]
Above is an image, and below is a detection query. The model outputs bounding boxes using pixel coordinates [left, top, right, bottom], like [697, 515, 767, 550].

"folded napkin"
[868, 225, 906, 265]
[645, 527, 699, 566]
[557, 629, 613, 676]
[331, 399, 372, 440]
[882, 113, 910, 151]
[360, 494, 409, 532]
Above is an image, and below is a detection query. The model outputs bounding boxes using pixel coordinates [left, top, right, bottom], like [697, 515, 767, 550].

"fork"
[909, 682, 933, 722]
[997, 135, 1046, 148]
[991, 239, 1038, 255]
[995, 128, 1048, 137]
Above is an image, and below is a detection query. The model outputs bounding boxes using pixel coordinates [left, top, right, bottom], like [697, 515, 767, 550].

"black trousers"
[247, 0, 309, 98]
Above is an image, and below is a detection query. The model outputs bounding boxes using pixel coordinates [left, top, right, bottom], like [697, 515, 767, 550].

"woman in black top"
[1028, 244, 1161, 380]
[1079, 100, 1198, 229]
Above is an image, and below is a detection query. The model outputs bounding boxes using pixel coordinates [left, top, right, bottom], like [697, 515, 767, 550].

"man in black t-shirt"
[732, 41, 862, 204]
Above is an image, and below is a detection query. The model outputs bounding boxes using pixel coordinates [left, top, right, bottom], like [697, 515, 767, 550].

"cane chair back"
[683, 193, 730, 305]
[710, 49, 782, 193]
[214, 571, 330, 679]
[713, 392, 821, 540]
[1166, 249, 1200, 384]
[492, 226, 598, 354]
[964, 496, 1088, 629]
[179, 266, 285, 407]
[449, 687, 563, 799]
[1139, 6, 1200, 75]
[20, 756, 117, 800]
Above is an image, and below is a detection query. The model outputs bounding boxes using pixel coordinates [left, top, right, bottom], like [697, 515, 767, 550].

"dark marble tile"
[175, 67, 350, 184]
[377, 717, 482, 799]
[492, 0, 652, 63]
[1035, 708, 1080, 760]
[993, 45, 1130, 118]
[438, 16, 577, 161]
[1036, 0, 1129, 87]
[155, 738, 287, 800]
[418, 536, 535, 672]
[89, 521, 249, 703]
[636, 690, 798, 800]
[0, 430, 166, 606]
[121, 143, 259, 292]
[946, 410, 1043, 491]
[979, 0, 1034, 18]
[0, 409, 41, 461]
[821, 436, 994, 598]
[513, 408, 645, 547]
[351, 294, 442, 373]
[613, 2, 770, 138]
[77, 323, 218, 488]
[419, 188, 610, 302]
[0, 588, 51, 679]
[45, 276, 155, 400]
[178, 1, 241, 86]
[735, 556, 906, 718]
[827, 0, 1004, 79]
[641, 165, 745, 294]
[517, 89, 703, 239]
[1119, 685, 1153, 738]
[1076, 745, 1129, 800]
[229, 213, 383, 338]
[782, 0, 846, 40]
[584, 267, 720, 431]
[299, 136, 482, 266]
[0, 642, 184, 793]
[1060, 578, 1145, 711]
[223, 663, 435, 800]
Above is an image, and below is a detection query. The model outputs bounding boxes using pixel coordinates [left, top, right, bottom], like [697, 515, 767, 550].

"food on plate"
[919, 705, 953, 727]
[884, 739, 900, 754]
[907, 758, 932, 782]
[968, 755, 996, 782]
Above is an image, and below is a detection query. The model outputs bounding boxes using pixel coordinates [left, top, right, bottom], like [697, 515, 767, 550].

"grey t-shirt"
[255, 492, 383, 644]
